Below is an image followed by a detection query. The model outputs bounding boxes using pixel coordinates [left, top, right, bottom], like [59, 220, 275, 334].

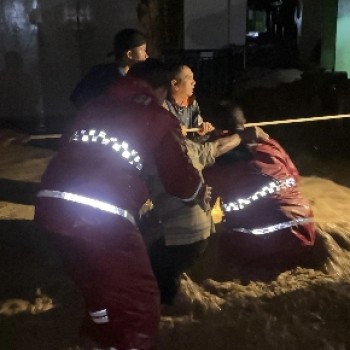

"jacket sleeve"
[154, 125, 204, 202]
[184, 139, 216, 174]
[269, 139, 300, 181]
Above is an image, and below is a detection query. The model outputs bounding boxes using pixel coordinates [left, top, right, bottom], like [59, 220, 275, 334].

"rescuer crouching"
[204, 102, 316, 270]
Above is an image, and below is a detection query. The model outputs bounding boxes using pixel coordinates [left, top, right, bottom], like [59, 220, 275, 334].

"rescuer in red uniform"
[204, 102, 316, 268]
[35, 59, 209, 350]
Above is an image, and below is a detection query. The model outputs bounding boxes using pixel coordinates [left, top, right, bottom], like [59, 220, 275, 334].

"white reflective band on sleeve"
[89, 308, 110, 324]
[181, 181, 204, 203]
[70, 129, 143, 171]
[223, 177, 296, 212]
[231, 217, 313, 235]
[37, 190, 135, 225]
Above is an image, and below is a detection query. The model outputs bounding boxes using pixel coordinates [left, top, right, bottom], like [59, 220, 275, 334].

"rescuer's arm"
[155, 126, 207, 204]
[213, 127, 269, 157]
[213, 133, 241, 157]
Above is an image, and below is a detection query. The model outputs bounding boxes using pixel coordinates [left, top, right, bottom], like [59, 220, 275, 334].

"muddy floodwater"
[0, 134, 350, 350]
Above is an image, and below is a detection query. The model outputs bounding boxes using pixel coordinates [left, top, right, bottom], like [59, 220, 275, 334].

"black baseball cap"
[107, 28, 147, 57]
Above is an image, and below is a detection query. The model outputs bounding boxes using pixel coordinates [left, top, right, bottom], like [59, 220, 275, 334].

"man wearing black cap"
[70, 28, 148, 109]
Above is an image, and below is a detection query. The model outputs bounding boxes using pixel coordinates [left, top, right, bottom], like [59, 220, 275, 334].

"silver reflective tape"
[70, 129, 143, 171]
[89, 309, 107, 317]
[37, 190, 135, 225]
[231, 217, 313, 235]
[223, 177, 296, 212]
[89, 308, 110, 324]
[91, 315, 109, 324]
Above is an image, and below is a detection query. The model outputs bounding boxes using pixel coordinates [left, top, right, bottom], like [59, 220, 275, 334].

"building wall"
[228, 0, 247, 46]
[0, 0, 41, 124]
[319, 0, 338, 71]
[301, 0, 350, 75]
[0, 0, 140, 129]
[299, 0, 325, 65]
[335, 0, 350, 75]
[184, 0, 246, 50]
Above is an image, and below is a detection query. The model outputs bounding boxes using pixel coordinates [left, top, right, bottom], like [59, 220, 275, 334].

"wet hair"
[212, 100, 245, 131]
[214, 101, 252, 163]
[128, 58, 170, 90]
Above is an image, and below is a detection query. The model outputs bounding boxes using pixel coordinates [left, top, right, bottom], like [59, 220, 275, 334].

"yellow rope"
[244, 113, 350, 127]
[28, 114, 350, 140]
[29, 134, 62, 140]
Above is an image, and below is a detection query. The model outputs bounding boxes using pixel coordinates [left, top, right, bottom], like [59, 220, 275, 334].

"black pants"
[149, 237, 208, 305]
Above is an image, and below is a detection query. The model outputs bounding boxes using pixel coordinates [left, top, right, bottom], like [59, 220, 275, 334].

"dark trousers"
[149, 237, 208, 305]
[49, 219, 160, 350]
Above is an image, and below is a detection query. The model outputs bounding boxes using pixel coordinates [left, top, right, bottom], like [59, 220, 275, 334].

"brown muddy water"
[1, 127, 350, 350]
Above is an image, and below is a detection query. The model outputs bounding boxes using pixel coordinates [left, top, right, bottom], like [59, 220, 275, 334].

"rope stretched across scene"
[30, 113, 350, 140]
[244, 113, 350, 127]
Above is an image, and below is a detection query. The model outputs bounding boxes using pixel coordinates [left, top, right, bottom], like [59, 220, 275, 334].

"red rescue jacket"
[35, 77, 203, 234]
[204, 137, 316, 266]
[34, 77, 205, 349]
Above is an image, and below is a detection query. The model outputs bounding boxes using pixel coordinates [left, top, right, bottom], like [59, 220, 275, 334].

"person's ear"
[171, 79, 178, 89]
[126, 50, 133, 60]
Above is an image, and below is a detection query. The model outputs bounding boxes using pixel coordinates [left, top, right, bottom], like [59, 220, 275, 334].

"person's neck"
[170, 94, 188, 107]
[115, 58, 130, 76]
[118, 65, 129, 75]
